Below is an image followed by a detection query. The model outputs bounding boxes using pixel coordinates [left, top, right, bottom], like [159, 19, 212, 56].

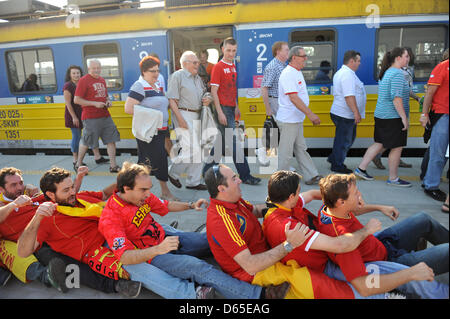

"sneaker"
[170, 220, 179, 229]
[354, 168, 374, 181]
[257, 147, 270, 167]
[385, 292, 406, 299]
[399, 159, 412, 168]
[115, 279, 142, 298]
[386, 178, 411, 187]
[331, 166, 353, 174]
[424, 188, 447, 202]
[242, 175, 262, 185]
[0, 268, 12, 287]
[95, 156, 109, 164]
[264, 282, 291, 299]
[194, 223, 206, 233]
[372, 158, 386, 169]
[196, 285, 215, 299]
[305, 175, 323, 185]
[46, 257, 68, 293]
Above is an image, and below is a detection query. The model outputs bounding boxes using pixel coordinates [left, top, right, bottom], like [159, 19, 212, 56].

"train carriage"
[0, 0, 448, 152]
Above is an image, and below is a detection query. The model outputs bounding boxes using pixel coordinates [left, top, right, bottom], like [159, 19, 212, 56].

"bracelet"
[420, 113, 428, 117]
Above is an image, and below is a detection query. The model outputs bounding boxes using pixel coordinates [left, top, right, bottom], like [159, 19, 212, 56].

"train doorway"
[168, 25, 233, 74]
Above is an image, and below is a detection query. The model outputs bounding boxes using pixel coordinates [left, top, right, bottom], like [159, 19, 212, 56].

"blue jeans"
[375, 212, 449, 275]
[325, 260, 449, 299]
[203, 106, 251, 181]
[423, 114, 449, 190]
[124, 224, 262, 299]
[328, 113, 357, 170]
[70, 127, 82, 154]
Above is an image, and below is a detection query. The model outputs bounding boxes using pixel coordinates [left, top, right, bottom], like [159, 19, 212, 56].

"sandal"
[109, 165, 120, 173]
[441, 203, 449, 214]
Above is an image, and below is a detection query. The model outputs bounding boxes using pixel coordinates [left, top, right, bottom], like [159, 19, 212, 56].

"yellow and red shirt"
[99, 192, 169, 263]
[317, 206, 388, 282]
[0, 193, 44, 241]
[206, 197, 268, 283]
[36, 191, 106, 263]
[262, 196, 327, 272]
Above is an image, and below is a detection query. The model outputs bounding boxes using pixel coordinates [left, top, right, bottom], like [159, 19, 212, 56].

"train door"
[167, 25, 233, 76]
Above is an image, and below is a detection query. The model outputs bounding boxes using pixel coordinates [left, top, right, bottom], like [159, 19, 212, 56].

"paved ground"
[0, 153, 448, 299]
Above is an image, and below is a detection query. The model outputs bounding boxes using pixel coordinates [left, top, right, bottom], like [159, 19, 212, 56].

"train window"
[83, 42, 123, 90]
[5, 48, 57, 94]
[376, 25, 448, 81]
[289, 29, 335, 83]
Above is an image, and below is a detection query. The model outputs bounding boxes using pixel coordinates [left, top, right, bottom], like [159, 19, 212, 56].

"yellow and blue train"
[0, 0, 448, 151]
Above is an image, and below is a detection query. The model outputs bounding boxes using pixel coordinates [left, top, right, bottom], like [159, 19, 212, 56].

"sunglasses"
[212, 165, 220, 182]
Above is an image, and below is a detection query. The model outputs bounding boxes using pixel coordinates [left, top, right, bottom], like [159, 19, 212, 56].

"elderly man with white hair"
[166, 51, 211, 190]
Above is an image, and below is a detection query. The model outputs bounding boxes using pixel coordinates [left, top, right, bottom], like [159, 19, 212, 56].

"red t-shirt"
[428, 59, 449, 114]
[206, 197, 268, 283]
[262, 196, 328, 272]
[0, 193, 44, 241]
[99, 193, 169, 263]
[210, 60, 237, 107]
[36, 191, 106, 262]
[74, 74, 111, 120]
[317, 206, 388, 282]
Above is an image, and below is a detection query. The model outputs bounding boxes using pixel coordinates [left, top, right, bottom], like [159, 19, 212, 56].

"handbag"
[263, 116, 279, 148]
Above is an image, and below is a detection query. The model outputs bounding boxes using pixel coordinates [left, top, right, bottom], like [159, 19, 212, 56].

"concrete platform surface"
[0, 153, 448, 299]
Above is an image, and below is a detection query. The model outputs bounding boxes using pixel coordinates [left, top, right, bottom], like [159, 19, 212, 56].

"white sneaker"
[257, 147, 270, 166]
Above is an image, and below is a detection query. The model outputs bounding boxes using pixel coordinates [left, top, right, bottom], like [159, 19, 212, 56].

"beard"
[3, 188, 24, 201]
[55, 194, 77, 207]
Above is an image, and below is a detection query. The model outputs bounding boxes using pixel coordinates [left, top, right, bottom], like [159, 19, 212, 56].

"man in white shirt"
[276, 46, 322, 185]
[327, 50, 366, 173]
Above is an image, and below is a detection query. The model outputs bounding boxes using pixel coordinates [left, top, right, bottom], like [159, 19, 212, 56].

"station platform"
[0, 152, 448, 299]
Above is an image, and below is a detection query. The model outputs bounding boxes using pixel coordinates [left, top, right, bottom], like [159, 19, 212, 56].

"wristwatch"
[188, 201, 194, 209]
[420, 113, 428, 117]
[283, 241, 293, 253]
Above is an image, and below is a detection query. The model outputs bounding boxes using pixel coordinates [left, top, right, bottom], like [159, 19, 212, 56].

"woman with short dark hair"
[124, 56, 177, 201]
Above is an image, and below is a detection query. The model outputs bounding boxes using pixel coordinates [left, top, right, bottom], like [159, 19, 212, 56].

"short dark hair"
[204, 164, 228, 199]
[139, 56, 160, 76]
[319, 174, 356, 208]
[117, 162, 151, 193]
[223, 37, 237, 47]
[64, 65, 83, 82]
[0, 167, 23, 188]
[343, 50, 361, 65]
[40, 167, 71, 200]
[267, 170, 301, 203]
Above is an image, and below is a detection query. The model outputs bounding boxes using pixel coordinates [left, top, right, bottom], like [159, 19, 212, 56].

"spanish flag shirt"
[317, 206, 388, 282]
[36, 191, 106, 263]
[99, 192, 169, 263]
[0, 193, 44, 241]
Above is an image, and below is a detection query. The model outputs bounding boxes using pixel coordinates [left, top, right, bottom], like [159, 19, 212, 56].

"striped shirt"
[374, 67, 410, 119]
[261, 57, 286, 97]
[128, 77, 169, 127]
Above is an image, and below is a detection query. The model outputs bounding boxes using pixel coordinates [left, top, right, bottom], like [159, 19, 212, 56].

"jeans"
[203, 106, 251, 181]
[328, 113, 357, 170]
[375, 212, 449, 275]
[325, 260, 449, 299]
[124, 224, 262, 299]
[70, 127, 82, 154]
[423, 114, 449, 190]
[35, 242, 116, 293]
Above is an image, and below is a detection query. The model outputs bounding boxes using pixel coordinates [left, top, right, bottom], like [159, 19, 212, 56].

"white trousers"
[276, 120, 319, 180]
[169, 110, 203, 187]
